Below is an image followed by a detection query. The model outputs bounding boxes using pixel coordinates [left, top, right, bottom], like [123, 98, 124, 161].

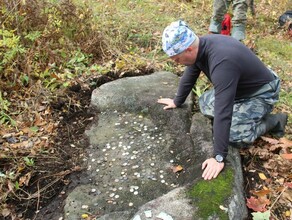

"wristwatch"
[215, 154, 224, 163]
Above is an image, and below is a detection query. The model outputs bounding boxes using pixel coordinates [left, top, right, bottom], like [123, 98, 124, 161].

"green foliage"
[66, 50, 91, 74]
[279, 90, 292, 107]
[0, 29, 26, 73]
[0, 92, 16, 126]
[0, 92, 10, 112]
[163, 62, 175, 73]
[24, 31, 42, 42]
[24, 157, 35, 167]
[188, 168, 234, 219]
[0, 0, 103, 95]
[14, 181, 20, 190]
[37, 49, 93, 90]
[192, 76, 210, 97]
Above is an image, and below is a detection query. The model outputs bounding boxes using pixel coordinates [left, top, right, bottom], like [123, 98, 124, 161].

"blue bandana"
[162, 20, 197, 57]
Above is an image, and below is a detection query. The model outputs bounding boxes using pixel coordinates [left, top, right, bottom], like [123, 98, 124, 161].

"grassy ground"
[0, 0, 291, 219]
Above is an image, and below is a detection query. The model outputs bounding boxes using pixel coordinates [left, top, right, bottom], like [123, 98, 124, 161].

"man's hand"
[157, 98, 177, 110]
[202, 158, 224, 180]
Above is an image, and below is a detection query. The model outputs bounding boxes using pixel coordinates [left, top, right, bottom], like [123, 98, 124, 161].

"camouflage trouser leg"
[209, 0, 248, 32]
[232, 0, 248, 27]
[198, 73, 280, 145]
[209, 0, 231, 33]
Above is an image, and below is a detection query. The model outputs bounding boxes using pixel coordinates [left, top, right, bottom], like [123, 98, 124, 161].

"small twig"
[36, 180, 40, 211]
[269, 185, 287, 210]
[270, 212, 280, 220]
[20, 166, 81, 200]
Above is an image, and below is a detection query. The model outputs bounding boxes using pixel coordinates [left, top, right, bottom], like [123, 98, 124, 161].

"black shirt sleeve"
[173, 65, 201, 107]
[211, 59, 240, 158]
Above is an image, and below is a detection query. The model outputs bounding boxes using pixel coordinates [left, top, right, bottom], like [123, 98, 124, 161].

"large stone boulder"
[63, 72, 247, 220]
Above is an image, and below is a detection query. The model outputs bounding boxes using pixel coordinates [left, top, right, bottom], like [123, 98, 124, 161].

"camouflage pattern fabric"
[209, 0, 248, 33]
[198, 71, 280, 146]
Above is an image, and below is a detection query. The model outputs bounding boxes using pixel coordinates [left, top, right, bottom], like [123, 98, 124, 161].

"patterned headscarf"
[162, 20, 197, 57]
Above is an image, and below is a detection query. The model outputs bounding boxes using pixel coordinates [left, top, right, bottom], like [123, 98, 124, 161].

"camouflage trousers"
[209, 0, 248, 33]
[199, 71, 280, 145]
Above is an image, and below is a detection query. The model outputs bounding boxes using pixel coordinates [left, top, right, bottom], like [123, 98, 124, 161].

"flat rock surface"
[63, 72, 247, 220]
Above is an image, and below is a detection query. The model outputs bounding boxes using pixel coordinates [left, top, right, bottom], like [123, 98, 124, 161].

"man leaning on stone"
[157, 20, 288, 180]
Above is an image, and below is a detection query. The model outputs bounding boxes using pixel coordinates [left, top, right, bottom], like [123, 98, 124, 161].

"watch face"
[215, 154, 224, 163]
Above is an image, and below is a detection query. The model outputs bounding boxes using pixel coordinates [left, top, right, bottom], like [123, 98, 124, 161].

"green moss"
[188, 167, 234, 220]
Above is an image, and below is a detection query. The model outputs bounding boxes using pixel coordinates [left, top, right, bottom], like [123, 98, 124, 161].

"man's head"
[162, 20, 199, 65]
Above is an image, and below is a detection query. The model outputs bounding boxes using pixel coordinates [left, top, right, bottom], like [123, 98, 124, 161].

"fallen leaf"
[45, 123, 55, 133]
[11, 141, 31, 149]
[1, 208, 10, 217]
[261, 136, 279, 145]
[81, 213, 89, 219]
[251, 189, 271, 197]
[251, 148, 271, 160]
[17, 164, 25, 172]
[282, 191, 292, 202]
[171, 165, 183, 173]
[276, 178, 285, 185]
[34, 112, 43, 126]
[251, 210, 270, 220]
[219, 205, 228, 212]
[276, 186, 285, 192]
[19, 172, 32, 187]
[279, 138, 292, 148]
[258, 173, 267, 180]
[246, 196, 270, 212]
[284, 182, 292, 189]
[280, 153, 292, 160]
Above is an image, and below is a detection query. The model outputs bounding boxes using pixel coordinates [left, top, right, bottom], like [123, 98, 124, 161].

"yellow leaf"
[17, 165, 25, 172]
[285, 210, 291, 217]
[251, 189, 271, 197]
[259, 173, 267, 180]
[81, 214, 88, 219]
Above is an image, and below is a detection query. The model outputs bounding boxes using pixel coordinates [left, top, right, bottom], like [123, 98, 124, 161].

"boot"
[209, 19, 222, 34]
[262, 113, 288, 138]
[231, 24, 246, 41]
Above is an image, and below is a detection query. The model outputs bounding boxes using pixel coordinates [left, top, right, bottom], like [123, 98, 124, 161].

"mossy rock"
[188, 167, 234, 220]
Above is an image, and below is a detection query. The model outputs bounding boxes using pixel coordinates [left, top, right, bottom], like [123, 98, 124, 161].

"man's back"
[195, 34, 274, 97]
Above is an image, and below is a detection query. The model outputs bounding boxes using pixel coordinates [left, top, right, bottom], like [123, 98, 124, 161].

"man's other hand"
[202, 158, 224, 180]
[157, 98, 177, 110]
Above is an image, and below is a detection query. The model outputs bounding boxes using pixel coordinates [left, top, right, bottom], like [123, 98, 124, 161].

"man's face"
[170, 46, 198, 66]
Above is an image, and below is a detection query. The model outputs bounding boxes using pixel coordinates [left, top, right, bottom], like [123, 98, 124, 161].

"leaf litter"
[241, 135, 292, 219]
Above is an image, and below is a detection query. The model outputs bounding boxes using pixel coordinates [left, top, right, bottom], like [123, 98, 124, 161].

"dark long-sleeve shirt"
[173, 34, 274, 158]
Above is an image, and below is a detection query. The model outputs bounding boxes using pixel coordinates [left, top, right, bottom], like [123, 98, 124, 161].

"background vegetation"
[0, 0, 291, 219]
